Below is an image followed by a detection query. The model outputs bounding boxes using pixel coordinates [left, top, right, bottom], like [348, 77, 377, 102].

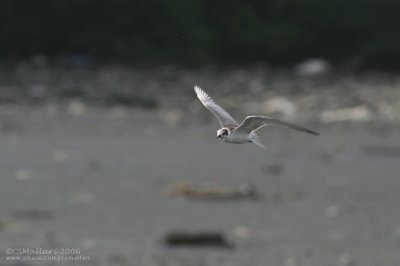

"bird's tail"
[251, 133, 266, 148]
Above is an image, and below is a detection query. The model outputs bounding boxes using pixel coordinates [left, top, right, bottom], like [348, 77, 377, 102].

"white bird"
[194, 86, 319, 148]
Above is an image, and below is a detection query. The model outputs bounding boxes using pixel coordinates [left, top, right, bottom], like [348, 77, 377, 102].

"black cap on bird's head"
[217, 128, 229, 139]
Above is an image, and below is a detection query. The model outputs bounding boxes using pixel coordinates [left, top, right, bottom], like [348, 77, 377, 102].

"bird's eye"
[223, 130, 228, 135]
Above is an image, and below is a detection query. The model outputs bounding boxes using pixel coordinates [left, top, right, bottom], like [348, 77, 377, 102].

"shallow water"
[0, 106, 399, 266]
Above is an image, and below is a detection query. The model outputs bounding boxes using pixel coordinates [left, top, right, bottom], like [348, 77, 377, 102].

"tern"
[194, 86, 319, 148]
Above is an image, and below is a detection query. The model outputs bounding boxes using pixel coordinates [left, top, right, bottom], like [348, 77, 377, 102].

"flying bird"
[194, 86, 319, 148]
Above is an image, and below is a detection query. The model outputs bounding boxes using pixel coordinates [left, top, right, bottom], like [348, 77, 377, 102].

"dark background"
[1, 0, 400, 68]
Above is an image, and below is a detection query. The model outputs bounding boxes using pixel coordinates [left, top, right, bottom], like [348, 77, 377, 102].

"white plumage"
[194, 85, 318, 148]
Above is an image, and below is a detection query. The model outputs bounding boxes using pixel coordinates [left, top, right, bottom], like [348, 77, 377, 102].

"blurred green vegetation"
[0, 0, 399, 68]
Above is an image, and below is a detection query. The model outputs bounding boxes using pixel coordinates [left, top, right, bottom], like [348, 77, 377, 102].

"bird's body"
[217, 127, 259, 144]
[224, 131, 252, 144]
[194, 86, 318, 148]
[220, 128, 251, 144]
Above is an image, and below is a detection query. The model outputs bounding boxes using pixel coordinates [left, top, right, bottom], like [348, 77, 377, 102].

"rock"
[67, 100, 87, 116]
[168, 182, 259, 200]
[321, 106, 371, 123]
[326, 205, 340, 218]
[15, 169, 32, 181]
[294, 58, 330, 76]
[163, 231, 233, 248]
[233, 226, 251, 238]
[262, 97, 297, 117]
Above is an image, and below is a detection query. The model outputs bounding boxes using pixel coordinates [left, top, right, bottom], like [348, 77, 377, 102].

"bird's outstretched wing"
[194, 86, 239, 128]
[235, 116, 319, 135]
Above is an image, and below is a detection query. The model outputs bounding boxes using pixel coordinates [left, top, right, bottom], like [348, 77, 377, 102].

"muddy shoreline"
[0, 65, 399, 265]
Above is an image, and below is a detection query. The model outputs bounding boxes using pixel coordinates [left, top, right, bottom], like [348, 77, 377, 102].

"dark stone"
[164, 231, 233, 248]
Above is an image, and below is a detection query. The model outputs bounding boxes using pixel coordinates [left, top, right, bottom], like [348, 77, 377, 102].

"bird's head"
[217, 128, 230, 140]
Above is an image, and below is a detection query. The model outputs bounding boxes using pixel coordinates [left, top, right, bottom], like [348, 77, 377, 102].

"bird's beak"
[217, 134, 221, 139]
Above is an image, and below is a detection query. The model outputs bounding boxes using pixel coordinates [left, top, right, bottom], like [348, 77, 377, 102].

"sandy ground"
[0, 104, 399, 266]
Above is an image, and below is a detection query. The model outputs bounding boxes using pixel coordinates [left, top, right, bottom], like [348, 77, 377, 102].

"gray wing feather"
[235, 116, 319, 135]
[194, 86, 238, 127]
